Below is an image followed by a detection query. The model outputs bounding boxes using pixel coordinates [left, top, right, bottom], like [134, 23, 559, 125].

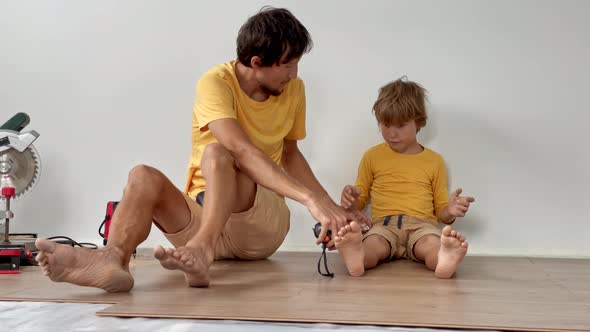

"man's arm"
[208, 119, 348, 243]
[281, 139, 329, 198]
[283, 140, 372, 230]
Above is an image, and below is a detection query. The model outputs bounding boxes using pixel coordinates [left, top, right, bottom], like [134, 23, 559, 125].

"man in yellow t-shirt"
[335, 77, 476, 279]
[34, 7, 357, 292]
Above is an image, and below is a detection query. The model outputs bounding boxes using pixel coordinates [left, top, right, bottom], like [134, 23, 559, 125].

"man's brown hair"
[237, 7, 312, 67]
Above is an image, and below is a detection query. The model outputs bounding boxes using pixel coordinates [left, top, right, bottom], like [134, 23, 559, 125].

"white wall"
[1, 0, 589, 257]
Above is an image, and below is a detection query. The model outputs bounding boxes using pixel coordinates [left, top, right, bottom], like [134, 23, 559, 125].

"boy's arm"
[433, 158, 452, 223]
[339, 151, 373, 228]
[439, 208, 456, 225]
[439, 188, 476, 224]
[341, 185, 361, 210]
[432, 159, 475, 224]
[340, 185, 372, 228]
[349, 150, 373, 212]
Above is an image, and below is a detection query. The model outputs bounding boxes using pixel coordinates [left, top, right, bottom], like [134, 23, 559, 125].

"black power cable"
[46, 236, 98, 249]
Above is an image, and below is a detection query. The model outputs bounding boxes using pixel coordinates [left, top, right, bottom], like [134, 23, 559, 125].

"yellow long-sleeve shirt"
[355, 143, 449, 221]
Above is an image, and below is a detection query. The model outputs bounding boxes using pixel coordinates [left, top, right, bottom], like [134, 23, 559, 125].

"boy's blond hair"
[372, 77, 428, 130]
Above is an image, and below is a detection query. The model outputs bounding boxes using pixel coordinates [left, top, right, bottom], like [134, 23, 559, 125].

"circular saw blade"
[0, 145, 41, 200]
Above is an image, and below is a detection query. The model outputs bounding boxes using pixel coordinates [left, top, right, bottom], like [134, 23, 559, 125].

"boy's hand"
[351, 209, 372, 231]
[341, 185, 360, 209]
[447, 188, 475, 218]
[340, 185, 372, 231]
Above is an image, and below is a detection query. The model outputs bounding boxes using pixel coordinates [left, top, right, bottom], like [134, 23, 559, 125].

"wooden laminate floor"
[1, 252, 588, 331]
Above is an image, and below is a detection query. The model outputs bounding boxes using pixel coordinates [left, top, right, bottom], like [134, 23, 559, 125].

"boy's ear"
[415, 120, 423, 133]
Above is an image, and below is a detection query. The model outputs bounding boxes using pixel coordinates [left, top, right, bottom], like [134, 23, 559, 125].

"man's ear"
[250, 56, 262, 69]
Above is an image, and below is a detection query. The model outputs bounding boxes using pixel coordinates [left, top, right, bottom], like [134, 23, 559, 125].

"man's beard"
[260, 83, 283, 97]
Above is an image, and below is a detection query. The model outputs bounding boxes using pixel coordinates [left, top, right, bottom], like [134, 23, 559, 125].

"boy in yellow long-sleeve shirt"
[336, 77, 475, 278]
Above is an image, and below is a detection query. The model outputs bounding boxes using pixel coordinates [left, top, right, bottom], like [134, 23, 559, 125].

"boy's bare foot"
[154, 244, 214, 287]
[335, 221, 365, 277]
[435, 225, 468, 279]
[35, 239, 134, 293]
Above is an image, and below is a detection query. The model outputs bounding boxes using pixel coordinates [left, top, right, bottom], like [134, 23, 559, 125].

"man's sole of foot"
[154, 245, 210, 287]
[35, 239, 134, 293]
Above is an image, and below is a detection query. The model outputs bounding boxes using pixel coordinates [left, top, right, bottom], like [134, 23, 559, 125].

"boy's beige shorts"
[364, 214, 442, 262]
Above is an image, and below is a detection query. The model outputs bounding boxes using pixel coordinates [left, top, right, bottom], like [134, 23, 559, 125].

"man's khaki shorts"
[363, 215, 441, 262]
[163, 185, 290, 260]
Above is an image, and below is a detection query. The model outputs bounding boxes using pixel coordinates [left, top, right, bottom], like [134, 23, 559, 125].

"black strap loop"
[317, 243, 334, 278]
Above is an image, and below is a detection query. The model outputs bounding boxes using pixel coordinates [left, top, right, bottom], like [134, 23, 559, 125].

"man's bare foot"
[153, 244, 214, 287]
[334, 221, 365, 277]
[34, 239, 134, 293]
[435, 225, 468, 279]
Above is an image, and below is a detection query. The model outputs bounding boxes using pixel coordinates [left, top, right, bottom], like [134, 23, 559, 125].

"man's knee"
[126, 164, 165, 195]
[202, 143, 236, 175]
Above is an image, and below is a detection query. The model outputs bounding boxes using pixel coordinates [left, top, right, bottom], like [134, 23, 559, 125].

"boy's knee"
[364, 234, 392, 259]
[415, 234, 440, 249]
[363, 251, 381, 269]
[413, 234, 440, 258]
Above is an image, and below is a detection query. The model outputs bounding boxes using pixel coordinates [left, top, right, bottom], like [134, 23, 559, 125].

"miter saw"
[0, 113, 41, 274]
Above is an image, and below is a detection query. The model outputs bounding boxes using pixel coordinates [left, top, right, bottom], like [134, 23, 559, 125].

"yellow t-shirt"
[184, 61, 306, 197]
[355, 143, 449, 221]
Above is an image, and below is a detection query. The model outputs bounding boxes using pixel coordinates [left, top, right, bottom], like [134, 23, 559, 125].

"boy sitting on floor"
[336, 77, 475, 278]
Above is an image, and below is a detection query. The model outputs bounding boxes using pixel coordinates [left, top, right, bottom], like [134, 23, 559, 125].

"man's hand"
[305, 194, 349, 246]
[341, 185, 360, 209]
[447, 188, 475, 218]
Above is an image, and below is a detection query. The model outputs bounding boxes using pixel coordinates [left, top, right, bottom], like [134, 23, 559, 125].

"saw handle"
[2, 187, 15, 198]
[2, 187, 15, 243]
[1, 113, 30, 132]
